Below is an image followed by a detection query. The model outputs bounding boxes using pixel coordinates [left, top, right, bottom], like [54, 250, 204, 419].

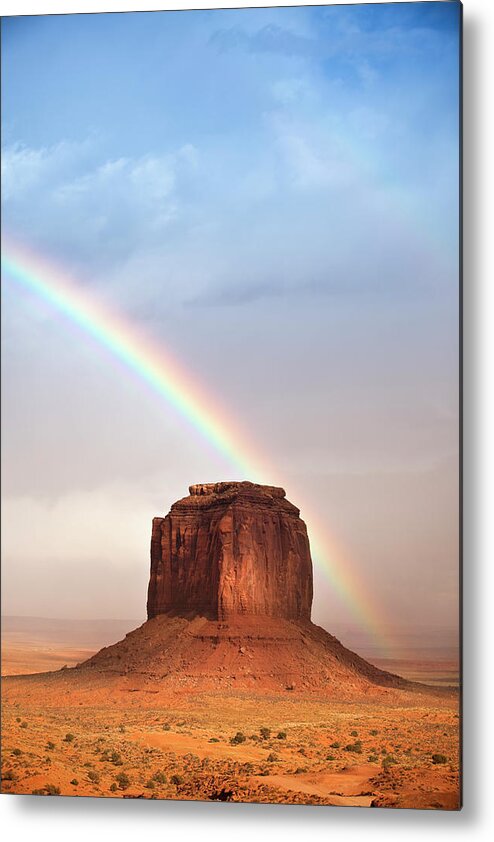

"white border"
[2, 1, 494, 839]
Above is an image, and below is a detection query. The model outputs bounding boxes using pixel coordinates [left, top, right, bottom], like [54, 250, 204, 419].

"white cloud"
[1, 139, 199, 269]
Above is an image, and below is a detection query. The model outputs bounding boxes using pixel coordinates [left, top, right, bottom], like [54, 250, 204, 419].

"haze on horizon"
[1, 3, 460, 656]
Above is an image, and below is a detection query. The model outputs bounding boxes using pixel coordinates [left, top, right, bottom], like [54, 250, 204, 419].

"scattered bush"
[209, 738, 219, 743]
[368, 755, 379, 763]
[16, 717, 21, 723]
[249, 734, 259, 741]
[350, 730, 358, 737]
[276, 731, 287, 740]
[330, 741, 340, 749]
[20, 722, 28, 729]
[344, 741, 363, 754]
[100, 749, 123, 765]
[162, 723, 171, 731]
[12, 748, 22, 756]
[382, 756, 398, 768]
[115, 772, 130, 790]
[2, 770, 15, 781]
[110, 783, 118, 792]
[370, 730, 379, 736]
[298, 747, 307, 756]
[71, 779, 79, 786]
[119, 725, 126, 733]
[45, 784, 61, 795]
[230, 731, 246, 745]
[152, 771, 167, 784]
[87, 771, 100, 784]
[432, 754, 448, 765]
[32, 784, 61, 796]
[170, 774, 184, 786]
[46, 742, 55, 751]
[267, 753, 278, 762]
[64, 733, 75, 743]
[145, 779, 156, 789]
[260, 728, 271, 741]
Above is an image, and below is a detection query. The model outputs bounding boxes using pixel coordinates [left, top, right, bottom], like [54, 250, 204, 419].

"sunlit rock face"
[147, 481, 313, 621]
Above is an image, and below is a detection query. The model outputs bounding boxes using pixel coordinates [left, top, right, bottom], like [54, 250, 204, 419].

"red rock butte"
[5, 481, 444, 698]
[147, 481, 313, 622]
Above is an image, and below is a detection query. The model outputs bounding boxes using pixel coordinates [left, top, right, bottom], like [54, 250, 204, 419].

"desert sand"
[1, 619, 460, 809]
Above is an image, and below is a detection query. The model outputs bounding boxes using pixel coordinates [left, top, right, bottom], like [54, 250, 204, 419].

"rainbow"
[2, 234, 394, 656]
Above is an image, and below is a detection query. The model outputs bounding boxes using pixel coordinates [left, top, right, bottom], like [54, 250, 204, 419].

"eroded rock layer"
[147, 482, 313, 621]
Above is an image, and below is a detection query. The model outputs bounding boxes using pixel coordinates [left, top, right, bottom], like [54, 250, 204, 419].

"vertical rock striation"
[147, 481, 313, 621]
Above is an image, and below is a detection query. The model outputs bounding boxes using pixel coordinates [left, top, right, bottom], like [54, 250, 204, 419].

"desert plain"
[1, 616, 460, 810]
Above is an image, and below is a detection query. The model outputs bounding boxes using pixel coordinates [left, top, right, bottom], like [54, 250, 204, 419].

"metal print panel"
[1, 1, 461, 810]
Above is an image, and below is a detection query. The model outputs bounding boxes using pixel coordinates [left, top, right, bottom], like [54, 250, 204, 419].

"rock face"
[147, 481, 313, 622]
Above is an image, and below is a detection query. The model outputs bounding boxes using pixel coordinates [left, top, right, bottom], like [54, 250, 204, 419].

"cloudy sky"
[1, 2, 460, 655]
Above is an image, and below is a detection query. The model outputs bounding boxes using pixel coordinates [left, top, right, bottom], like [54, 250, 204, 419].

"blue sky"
[1, 3, 460, 645]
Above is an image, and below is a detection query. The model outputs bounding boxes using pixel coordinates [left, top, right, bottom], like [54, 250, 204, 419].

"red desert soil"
[1, 615, 460, 809]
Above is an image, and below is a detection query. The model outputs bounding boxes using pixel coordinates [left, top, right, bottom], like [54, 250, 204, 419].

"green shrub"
[382, 756, 398, 768]
[170, 774, 184, 786]
[100, 749, 123, 765]
[209, 737, 219, 743]
[277, 731, 287, 740]
[64, 733, 75, 742]
[110, 783, 118, 792]
[12, 748, 22, 756]
[344, 741, 362, 754]
[230, 731, 246, 745]
[368, 755, 379, 763]
[260, 728, 271, 740]
[32, 784, 61, 795]
[87, 770, 100, 783]
[370, 730, 379, 736]
[145, 779, 156, 789]
[46, 742, 55, 751]
[45, 784, 61, 795]
[152, 771, 167, 784]
[330, 741, 340, 749]
[115, 772, 130, 790]
[326, 754, 335, 761]
[71, 779, 79, 786]
[432, 754, 448, 765]
[350, 730, 358, 737]
[16, 717, 21, 723]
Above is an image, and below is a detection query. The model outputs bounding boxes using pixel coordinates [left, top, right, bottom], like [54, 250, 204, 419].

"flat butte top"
[168, 481, 301, 516]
